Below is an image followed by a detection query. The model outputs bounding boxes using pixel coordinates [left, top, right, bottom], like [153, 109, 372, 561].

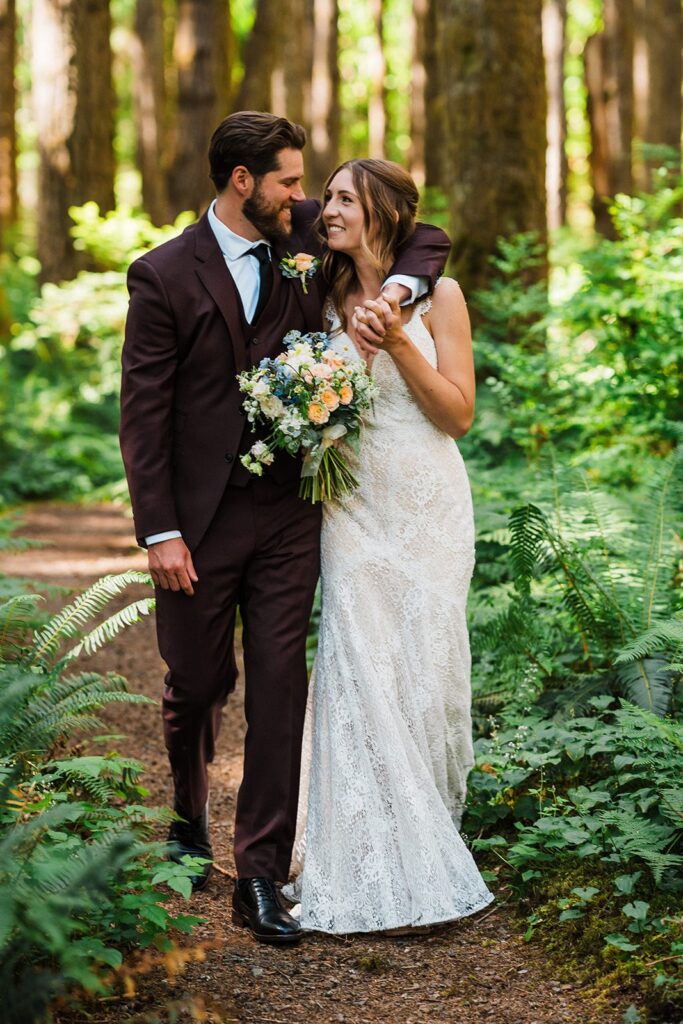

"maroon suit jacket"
[120, 200, 450, 551]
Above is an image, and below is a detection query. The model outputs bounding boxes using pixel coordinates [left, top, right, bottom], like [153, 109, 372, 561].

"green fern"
[60, 597, 154, 667]
[28, 571, 152, 670]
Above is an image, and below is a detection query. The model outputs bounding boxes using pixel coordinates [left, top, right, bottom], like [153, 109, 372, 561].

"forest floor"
[2, 502, 633, 1024]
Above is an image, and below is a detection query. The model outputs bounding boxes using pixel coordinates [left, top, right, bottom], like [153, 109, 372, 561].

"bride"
[285, 159, 493, 934]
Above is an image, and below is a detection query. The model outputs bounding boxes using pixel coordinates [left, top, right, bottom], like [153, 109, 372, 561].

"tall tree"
[32, 0, 116, 282]
[543, 0, 568, 231]
[584, 0, 634, 236]
[633, 0, 682, 187]
[432, 0, 547, 295]
[409, 0, 427, 185]
[305, 0, 340, 197]
[424, 0, 448, 190]
[167, 0, 232, 217]
[132, 0, 169, 225]
[235, 0, 280, 112]
[0, 0, 17, 250]
[367, 0, 385, 158]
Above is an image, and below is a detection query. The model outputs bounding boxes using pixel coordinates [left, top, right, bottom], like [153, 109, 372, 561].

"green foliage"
[0, 205, 190, 506]
[0, 571, 201, 1022]
[465, 700, 682, 1019]
[471, 452, 682, 722]
[465, 175, 683, 486]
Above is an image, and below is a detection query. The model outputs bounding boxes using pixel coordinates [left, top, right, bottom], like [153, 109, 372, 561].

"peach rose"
[320, 386, 340, 411]
[308, 402, 330, 425]
[310, 363, 333, 380]
[339, 384, 353, 405]
[293, 252, 315, 273]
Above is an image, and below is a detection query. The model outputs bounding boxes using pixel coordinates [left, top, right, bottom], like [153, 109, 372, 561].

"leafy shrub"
[0, 572, 201, 1022]
[466, 699, 683, 1020]
[464, 171, 683, 485]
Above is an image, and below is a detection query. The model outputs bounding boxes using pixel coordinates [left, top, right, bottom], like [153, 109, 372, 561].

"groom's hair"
[208, 112, 306, 192]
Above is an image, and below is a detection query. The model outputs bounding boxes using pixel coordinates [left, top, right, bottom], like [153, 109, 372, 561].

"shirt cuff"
[145, 530, 183, 546]
[382, 275, 429, 305]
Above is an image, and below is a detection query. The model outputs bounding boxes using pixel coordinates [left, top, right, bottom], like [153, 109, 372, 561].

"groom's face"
[243, 148, 306, 242]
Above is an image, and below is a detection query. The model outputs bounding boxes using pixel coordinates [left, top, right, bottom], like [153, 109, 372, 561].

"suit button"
[224, 453, 234, 463]
[251, 336, 260, 345]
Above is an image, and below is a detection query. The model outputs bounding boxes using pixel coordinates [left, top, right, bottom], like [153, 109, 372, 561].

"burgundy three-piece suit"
[119, 200, 448, 880]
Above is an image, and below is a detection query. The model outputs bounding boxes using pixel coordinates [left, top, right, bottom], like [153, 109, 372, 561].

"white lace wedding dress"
[284, 287, 494, 933]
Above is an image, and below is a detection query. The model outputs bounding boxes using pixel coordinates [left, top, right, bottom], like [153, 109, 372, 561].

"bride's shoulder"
[416, 277, 464, 319]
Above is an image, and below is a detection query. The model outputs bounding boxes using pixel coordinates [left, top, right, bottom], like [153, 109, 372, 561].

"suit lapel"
[194, 214, 249, 374]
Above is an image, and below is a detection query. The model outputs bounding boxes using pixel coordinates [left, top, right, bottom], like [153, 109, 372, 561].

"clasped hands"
[351, 284, 407, 359]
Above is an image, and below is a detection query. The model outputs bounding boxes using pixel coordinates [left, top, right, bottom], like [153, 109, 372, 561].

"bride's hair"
[317, 159, 419, 333]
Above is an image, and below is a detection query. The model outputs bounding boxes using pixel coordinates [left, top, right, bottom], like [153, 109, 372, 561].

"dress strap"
[413, 275, 448, 319]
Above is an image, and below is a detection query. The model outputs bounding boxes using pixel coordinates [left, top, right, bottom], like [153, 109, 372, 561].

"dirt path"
[2, 503, 629, 1024]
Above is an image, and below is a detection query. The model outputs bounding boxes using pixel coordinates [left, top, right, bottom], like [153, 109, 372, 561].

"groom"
[120, 111, 449, 944]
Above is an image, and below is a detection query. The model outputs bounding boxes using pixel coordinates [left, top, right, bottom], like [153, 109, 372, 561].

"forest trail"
[2, 503, 628, 1024]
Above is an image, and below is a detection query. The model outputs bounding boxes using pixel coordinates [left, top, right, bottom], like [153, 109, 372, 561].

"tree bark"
[409, 0, 427, 185]
[306, 0, 340, 197]
[424, 0, 448, 190]
[584, 0, 634, 235]
[32, 0, 116, 283]
[0, 0, 17, 249]
[132, 0, 168, 224]
[633, 0, 682, 187]
[435, 0, 547, 295]
[368, 0, 385, 158]
[167, 0, 230, 217]
[235, 0, 280, 112]
[543, 0, 567, 231]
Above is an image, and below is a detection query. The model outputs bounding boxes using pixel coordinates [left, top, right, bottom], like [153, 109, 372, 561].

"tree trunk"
[32, 0, 116, 283]
[235, 0, 280, 112]
[368, 0, 385, 158]
[436, 0, 547, 295]
[543, 0, 567, 231]
[409, 0, 427, 185]
[306, 0, 340, 197]
[633, 0, 682, 187]
[281, 0, 311, 125]
[132, 0, 168, 225]
[584, 0, 634, 236]
[424, 0, 448, 189]
[167, 0, 229, 217]
[0, 0, 17, 250]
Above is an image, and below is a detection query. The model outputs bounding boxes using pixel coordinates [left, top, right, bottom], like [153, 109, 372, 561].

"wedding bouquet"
[237, 330, 378, 502]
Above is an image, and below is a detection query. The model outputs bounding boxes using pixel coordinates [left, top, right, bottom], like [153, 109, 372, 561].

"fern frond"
[614, 656, 675, 717]
[27, 572, 152, 670]
[0, 596, 43, 660]
[508, 504, 547, 593]
[640, 448, 683, 629]
[615, 618, 683, 663]
[59, 597, 155, 667]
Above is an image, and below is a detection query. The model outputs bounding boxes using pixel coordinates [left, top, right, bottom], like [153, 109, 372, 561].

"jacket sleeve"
[388, 222, 451, 292]
[119, 256, 180, 546]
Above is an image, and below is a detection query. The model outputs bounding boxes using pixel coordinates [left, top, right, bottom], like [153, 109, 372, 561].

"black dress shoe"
[232, 877, 302, 944]
[167, 802, 213, 892]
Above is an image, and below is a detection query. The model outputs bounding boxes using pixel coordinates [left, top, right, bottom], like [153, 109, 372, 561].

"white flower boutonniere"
[280, 252, 321, 294]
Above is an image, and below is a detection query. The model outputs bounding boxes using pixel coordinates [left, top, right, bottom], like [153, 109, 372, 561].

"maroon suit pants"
[155, 474, 321, 880]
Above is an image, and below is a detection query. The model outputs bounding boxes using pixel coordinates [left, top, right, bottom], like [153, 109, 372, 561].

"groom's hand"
[148, 537, 199, 596]
[353, 284, 409, 356]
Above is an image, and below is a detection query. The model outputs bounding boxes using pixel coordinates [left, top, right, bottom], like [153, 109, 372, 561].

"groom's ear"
[232, 165, 254, 196]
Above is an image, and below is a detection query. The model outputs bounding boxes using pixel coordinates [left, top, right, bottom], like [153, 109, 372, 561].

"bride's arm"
[362, 280, 475, 439]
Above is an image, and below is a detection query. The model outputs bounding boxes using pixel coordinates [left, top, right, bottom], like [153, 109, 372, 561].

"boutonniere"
[279, 252, 321, 294]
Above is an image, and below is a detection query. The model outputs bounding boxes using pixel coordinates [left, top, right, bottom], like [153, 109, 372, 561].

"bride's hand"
[361, 295, 407, 352]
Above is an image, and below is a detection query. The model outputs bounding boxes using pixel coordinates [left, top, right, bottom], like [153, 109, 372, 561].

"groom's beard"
[243, 184, 293, 242]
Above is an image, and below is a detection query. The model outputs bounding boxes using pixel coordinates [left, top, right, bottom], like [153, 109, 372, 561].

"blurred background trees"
[0, 0, 680, 286]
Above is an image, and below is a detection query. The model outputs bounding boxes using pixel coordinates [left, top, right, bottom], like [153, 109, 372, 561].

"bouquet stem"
[299, 446, 359, 503]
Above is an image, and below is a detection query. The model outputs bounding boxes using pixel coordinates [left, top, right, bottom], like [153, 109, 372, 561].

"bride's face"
[322, 168, 366, 253]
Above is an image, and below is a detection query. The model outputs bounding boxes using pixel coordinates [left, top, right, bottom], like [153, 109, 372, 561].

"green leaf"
[605, 933, 640, 952]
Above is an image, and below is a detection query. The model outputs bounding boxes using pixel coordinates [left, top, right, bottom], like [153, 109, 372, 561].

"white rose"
[260, 395, 285, 419]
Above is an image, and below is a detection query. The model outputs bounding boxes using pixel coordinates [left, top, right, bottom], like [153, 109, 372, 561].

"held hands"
[352, 288, 407, 358]
[148, 537, 198, 596]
